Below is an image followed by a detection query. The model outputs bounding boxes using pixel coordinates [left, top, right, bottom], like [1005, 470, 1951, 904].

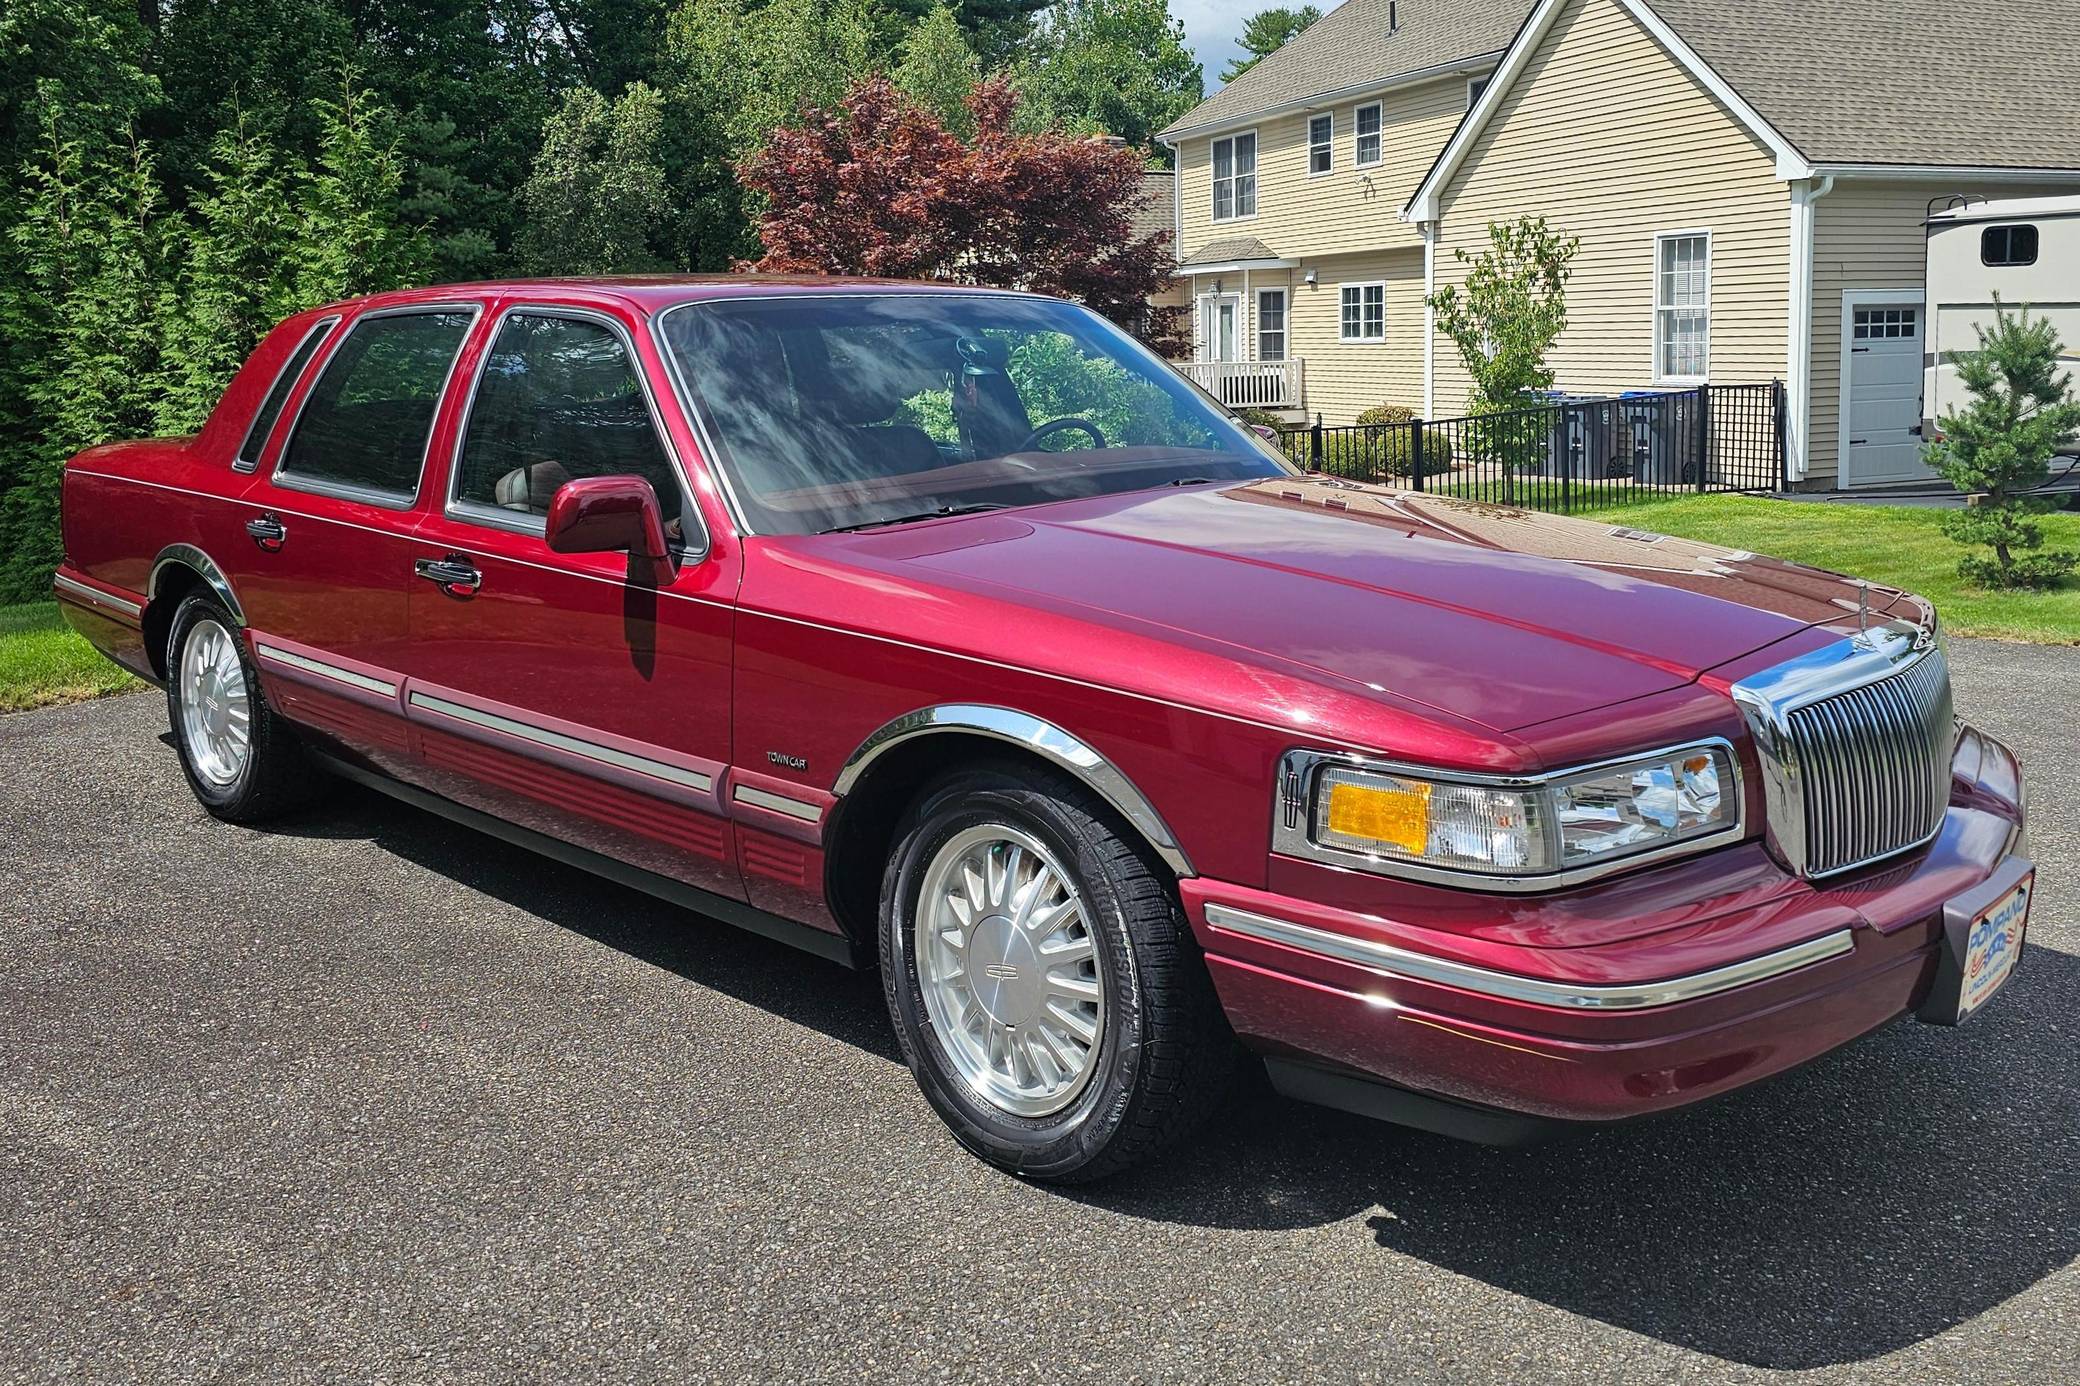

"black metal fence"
[1275, 383, 1786, 513]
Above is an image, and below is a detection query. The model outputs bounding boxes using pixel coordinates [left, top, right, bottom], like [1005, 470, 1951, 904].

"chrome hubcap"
[915, 824, 1105, 1118]
[178, 618, 251, 787]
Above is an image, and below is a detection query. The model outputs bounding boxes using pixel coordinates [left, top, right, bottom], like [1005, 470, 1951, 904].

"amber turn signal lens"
[1324, 778, 1432, 854]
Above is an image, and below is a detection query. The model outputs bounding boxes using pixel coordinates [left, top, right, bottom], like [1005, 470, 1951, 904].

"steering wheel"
[1016, 417, 1107, 452]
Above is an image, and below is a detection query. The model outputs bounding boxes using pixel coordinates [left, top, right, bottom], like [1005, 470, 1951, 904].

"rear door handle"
[414, 554, 482, 598]
[245, 514, 287, 551]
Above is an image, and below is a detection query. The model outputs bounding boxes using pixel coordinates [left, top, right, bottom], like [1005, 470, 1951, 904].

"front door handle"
[414, 554, 482, 598]
[245, 513, 287, 551]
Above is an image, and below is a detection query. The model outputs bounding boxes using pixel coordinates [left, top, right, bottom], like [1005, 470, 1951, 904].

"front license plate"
[1919, 859, 2032, 1025]
[1960, 877, 2029, 1016]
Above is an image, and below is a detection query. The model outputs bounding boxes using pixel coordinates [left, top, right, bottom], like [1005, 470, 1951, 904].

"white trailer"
[1923, 194, 2080, 454]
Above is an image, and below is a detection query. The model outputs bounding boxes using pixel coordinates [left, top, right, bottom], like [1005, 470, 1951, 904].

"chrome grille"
[1731, 628, 1955, 879]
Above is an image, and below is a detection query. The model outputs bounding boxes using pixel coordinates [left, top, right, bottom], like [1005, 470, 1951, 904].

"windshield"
[657, 292, 1291, 534]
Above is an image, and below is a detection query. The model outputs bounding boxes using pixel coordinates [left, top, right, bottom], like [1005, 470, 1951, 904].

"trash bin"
[1618, 390, 1701, 486]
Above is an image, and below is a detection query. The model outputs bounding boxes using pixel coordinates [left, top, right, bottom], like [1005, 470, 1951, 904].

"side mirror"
[545, 476, 674, 585]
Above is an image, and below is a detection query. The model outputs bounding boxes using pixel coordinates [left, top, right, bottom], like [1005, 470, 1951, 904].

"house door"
[1198, 295, 1240, 361]
[1841, 293, 1930, 487]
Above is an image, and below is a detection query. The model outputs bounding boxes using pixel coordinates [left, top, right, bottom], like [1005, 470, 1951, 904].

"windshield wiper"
[819, 503, 1008, 534]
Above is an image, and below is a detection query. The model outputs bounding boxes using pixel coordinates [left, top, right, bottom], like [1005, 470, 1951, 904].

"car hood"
[830, 478, 1918, 735]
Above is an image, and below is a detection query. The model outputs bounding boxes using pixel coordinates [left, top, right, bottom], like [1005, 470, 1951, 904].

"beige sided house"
[1163, 0, 2080, 490]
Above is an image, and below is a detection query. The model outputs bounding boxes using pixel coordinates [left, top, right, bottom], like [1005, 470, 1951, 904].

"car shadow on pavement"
[257, 774, 2075, 1371]
[258, 779, 902, 1064]
[1079, 942, 2080, 1369]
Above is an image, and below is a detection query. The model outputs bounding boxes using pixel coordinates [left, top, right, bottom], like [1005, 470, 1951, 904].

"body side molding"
[832, 704, 1195, 877]
[149, 543, 246, 625]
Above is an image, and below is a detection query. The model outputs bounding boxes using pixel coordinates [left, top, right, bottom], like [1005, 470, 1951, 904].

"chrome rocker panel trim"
[53, 573, 144, 619]
[832, 704, 1194, 877]
[1203, 903, 1857, 1011]
[407, 691, 716, 793]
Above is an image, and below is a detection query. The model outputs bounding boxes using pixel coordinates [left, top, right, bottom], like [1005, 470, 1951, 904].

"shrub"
[1234, 406, 1283, 430]
[1312, 405, 1454, 481]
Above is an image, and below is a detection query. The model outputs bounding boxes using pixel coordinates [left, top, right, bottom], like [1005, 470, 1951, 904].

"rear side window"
[278, 309, 474, 501]
[452, 312, 680, 525]
[1981, 224, 2039, 266]
[236, 317, 337, 472]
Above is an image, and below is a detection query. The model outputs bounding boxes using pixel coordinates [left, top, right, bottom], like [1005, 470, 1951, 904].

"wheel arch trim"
[832, 704, 1195, 877]
[148, 544, 245, 626]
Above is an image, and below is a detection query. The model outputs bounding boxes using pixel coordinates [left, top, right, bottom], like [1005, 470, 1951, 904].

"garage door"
[1843, 302, 1931, 486]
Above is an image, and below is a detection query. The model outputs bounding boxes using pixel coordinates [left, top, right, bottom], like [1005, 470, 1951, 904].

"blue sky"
[1175, 0, 1265, 93]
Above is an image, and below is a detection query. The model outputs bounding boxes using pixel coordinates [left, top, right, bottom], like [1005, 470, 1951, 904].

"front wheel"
[879, 764, 1235, 1182]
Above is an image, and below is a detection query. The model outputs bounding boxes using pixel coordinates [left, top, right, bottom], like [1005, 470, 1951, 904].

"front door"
[1842, 295, 1930, 486]
[1199, 294, 1240, 362]
[396, 302, 745, 901]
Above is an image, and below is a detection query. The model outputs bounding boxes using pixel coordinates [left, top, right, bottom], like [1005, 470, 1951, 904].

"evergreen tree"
[1221, 5, 1320, 83]
[1926, 302, 2080, 589]
[293, 74, 429, 304]
[518, 83, 672, 274]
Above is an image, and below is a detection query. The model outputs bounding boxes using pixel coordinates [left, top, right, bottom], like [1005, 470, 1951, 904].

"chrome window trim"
[1272, 738, 1747, 893]
[447, 303, 709, 560]
[732, 784, 823, 822]
[53, 573, 143, 618]
[406, 691, 715, 792]
[1729, 622, 1949, 879]
[252, 642, 397, 696]
[833, 703, 1193, 877]
[270, 302, 484, 509]
[1203, 903, 1855, 1011]
[235, 315, 341, 474]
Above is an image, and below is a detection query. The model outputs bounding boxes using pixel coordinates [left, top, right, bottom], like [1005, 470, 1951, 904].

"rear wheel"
[164, 594, 319, 823]
[879, 764, 1235, 1182]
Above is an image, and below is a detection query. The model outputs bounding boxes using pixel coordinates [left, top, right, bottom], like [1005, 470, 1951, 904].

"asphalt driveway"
[3, 636, 2075, 1384]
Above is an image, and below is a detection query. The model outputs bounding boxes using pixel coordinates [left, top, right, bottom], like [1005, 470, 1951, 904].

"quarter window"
[1339, 283, 1385, 341]
[1355, 103, 1382, 167]
[1981, 224, 2039, 266]
[1655, 233, 1710, 381]
[1258, 289, 1287, 360]
[1467, 75, 1490, 108]
[454, 312, 682, 527]
[237, 317, 337, 471]
[278, 310, 473, 500]
[1212, 132, 1257, 220]
[1308, 114, 1333, 175]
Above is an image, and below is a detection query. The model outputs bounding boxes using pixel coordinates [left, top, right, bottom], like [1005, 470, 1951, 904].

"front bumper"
[1187, 725, 2030, 1137]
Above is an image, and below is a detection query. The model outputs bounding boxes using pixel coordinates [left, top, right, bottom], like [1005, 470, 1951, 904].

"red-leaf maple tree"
[739, 76, 1184, 353]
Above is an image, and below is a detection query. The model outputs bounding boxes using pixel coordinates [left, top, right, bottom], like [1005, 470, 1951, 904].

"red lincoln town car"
[55, 278, 2033, 1181]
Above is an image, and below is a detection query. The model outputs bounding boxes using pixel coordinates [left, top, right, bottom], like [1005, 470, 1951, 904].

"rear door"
[394, 300, 746, 901]
[230, 303, 481, 771]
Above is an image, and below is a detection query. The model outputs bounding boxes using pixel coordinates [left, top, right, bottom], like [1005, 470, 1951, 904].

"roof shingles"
[1159, 0, 1530, 138]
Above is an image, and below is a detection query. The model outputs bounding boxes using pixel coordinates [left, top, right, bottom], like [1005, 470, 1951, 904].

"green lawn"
[1592, 494, 2080, 645]
[0, 602, 144, 713]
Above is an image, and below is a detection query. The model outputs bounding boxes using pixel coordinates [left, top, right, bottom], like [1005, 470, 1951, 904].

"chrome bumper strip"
[53, 573, 143, 618]
[732, 784, 823, 822]
[253, 642, 397, 697]
[1203, 903, 1857, 1011]
[407, 691, 715, 793]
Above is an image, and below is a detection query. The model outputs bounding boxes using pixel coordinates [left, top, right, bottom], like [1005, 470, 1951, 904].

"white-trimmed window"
[1467, 75, 1490, 108]
[1354, 103, 1382, 167]
[1307, 114, 1333, 176]
[1257, 289, 1287, 360]
[1211, 132, 1257, 221]
[1339, 282, 1385, 342]
[1654, 231, 1710, 381]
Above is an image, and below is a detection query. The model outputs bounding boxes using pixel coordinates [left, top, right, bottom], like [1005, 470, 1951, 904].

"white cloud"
[1173, 0, 1268, 91]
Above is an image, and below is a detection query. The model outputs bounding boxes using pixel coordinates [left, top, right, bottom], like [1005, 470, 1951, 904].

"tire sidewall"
[164, 594, 258, 812]
[880, 772, 1150, 1178]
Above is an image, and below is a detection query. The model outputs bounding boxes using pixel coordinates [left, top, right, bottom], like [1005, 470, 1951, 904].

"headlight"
[1290, 742, 1740, 887]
